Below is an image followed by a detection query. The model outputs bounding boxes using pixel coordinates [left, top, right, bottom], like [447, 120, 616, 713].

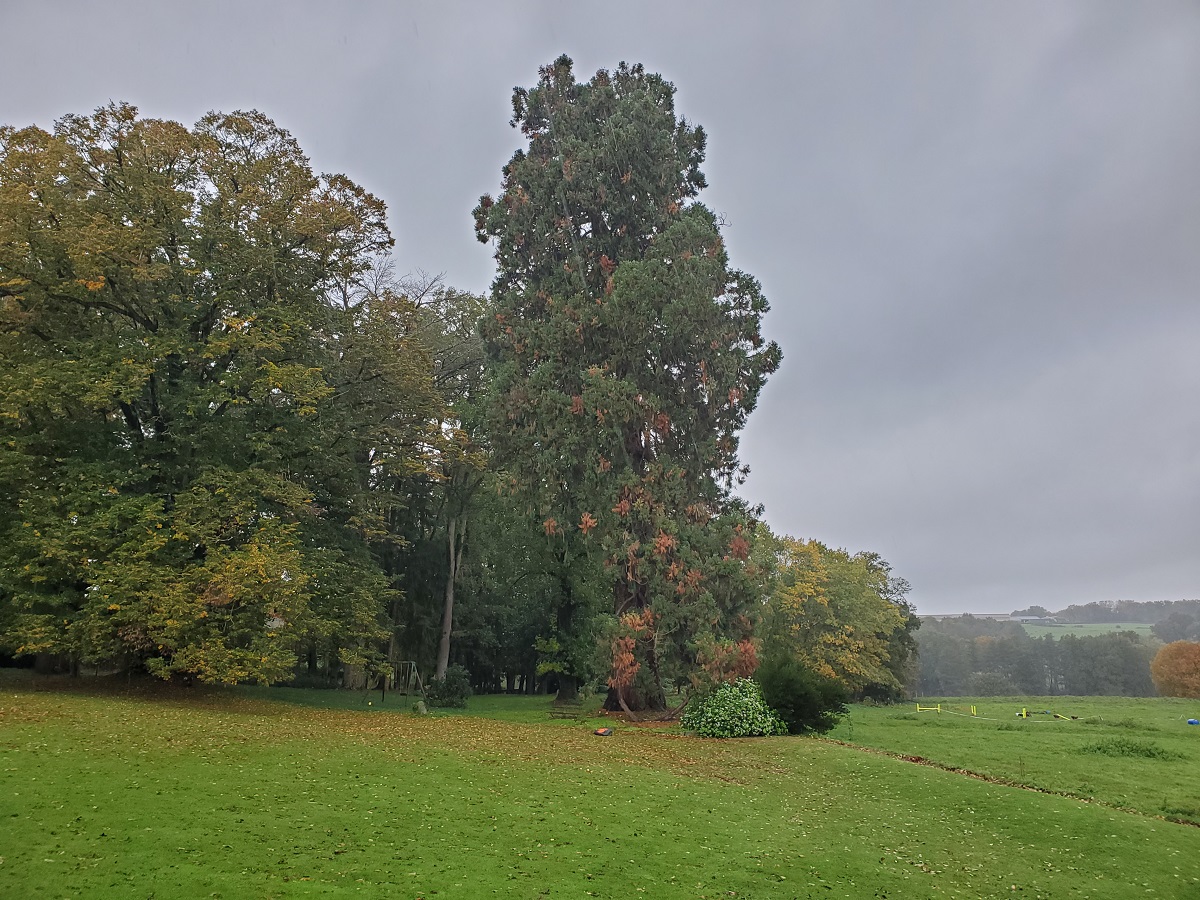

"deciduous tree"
[1150, 640, 1200, 698]
[761, 531, 910, 696]
[0, 104, 445, 683]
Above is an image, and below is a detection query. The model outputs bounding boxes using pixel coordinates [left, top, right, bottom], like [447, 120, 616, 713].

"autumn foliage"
[608, 609, 656, 709]
[0, 104, 444, 684]
[696, 638, 760, 686]
[760, 530, 916, 697]
[1150, 641, 1200, 698]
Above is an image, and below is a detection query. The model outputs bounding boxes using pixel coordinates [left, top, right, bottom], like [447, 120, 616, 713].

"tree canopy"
[759, 531, 916, 698]
[915, 617, 1159, 697]
[0, 104, 447, 682]
[1151, 641, 1200, 699]
[2, 72, 931, 710]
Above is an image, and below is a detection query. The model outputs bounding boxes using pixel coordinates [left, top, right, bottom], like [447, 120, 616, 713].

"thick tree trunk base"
[553, 674, 579, 704]
[602, 685, 669, 717]
[342, 664, 368, 691]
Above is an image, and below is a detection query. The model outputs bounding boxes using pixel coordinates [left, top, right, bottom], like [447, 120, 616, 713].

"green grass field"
[1020, 622, 1156, 640]
[2, 674, 1198, 898]
[827, 697, 1200, 824]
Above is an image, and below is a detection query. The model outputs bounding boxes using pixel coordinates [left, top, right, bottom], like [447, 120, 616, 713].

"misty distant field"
[1020, 622, 1156, 640]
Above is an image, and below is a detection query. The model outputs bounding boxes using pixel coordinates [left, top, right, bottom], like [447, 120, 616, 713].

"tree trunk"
[435, 516, 465, 680]
[603, 682, 666, 713]
[553, 567, 579, 704]
[342, 663, 367, 691]
[554, 673, 579, 703]
[644, 636, 667, 710]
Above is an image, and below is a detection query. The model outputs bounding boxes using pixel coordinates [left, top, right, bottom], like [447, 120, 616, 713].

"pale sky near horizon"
[3, 1, 1198, 615]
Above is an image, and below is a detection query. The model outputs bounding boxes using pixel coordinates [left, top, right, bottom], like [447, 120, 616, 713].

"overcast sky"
[3, 1, 1198, 615]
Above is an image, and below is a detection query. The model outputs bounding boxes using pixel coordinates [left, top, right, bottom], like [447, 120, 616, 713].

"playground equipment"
[395, 661, 426, 697]
[916, 703, 978, 716]
[1014, 708, 1080, 720]
[913, 703, 1094, 722]
[364, 662, 426, 706]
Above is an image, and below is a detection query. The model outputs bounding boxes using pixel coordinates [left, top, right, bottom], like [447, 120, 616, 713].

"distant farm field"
[827, 697, 1200, 824]
[1020, 622, 1156, 640]
[2, 674, 1199, 899]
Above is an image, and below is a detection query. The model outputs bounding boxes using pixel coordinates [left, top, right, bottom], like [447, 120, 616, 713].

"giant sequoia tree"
[0, 105, 446, 683]
[474, 57, 780, 709]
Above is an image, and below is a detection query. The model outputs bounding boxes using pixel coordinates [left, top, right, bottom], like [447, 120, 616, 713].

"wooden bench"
[548, 700, 588, 721]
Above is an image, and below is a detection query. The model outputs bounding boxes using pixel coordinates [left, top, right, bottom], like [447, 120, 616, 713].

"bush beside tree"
[425, 664, 473, 708]
[680, 678, 786, 738]
[755, 655, 848, 734]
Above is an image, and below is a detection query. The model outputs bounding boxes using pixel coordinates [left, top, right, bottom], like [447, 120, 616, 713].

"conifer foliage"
[475, 57, 781, 709]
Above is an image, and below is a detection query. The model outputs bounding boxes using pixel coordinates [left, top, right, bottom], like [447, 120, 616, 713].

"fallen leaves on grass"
[2, 681, 802, 789]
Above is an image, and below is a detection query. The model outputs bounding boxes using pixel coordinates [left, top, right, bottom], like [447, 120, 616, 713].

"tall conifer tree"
[475, 57, 781, 709]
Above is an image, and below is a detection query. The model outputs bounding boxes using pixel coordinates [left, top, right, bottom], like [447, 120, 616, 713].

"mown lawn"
[827, 697, 1200, 824]
[2, 675, 1198, 898]
[237, 685, 613, 728]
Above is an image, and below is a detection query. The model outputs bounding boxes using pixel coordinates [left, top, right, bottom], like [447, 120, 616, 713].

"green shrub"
[755, 655, 848, 734]
[681, 678, 787, 738]
[1079, 737, 1184, 761]
[1082, 717, 1158, 731]
[425, 665, 472, 708]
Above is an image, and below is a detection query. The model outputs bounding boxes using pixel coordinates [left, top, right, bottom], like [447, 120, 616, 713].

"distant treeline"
[916, 598, 1200, 697]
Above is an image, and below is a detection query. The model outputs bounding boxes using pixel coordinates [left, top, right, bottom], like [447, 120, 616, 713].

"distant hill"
[1049, 598, 1200, 625]
[919, 598, 1200, 652]
[924, 599, 1200, 627]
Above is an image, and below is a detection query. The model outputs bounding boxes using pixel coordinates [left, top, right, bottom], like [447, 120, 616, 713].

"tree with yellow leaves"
[760, 530, 917, 697]
[0, 104, 447, 683]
